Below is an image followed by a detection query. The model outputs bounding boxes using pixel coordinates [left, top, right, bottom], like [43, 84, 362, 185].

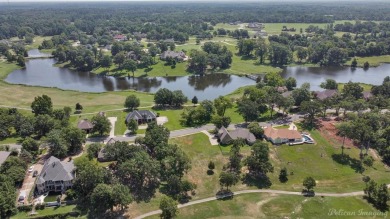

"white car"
[28, 166, 34, 173]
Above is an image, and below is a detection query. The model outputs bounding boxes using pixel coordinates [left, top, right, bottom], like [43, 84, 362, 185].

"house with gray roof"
[97, 138, 117, 162]
[314, 90, 338, 100]
[217, 127, 256, 145]
[125, 110, 157, 124]
[0, 151, 11, 167]
[160, 51, 186, 61]
[36, 156, 75, 194]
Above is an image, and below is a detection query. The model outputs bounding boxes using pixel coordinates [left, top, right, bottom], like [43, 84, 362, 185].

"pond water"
[27, 49, 52, 58]
[5, 58, 255, 100]
[5, 54, 390, 100]
[280, 64, 390, 91]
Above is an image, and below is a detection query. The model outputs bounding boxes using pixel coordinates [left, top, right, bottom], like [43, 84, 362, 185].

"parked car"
[28, 166, 34, 173]
[18, 191, 26, 203]
[33, 170, 38, 177]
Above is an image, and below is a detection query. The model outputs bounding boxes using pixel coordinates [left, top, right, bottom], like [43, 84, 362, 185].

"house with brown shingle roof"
[362, 91, 373, 100]
[263, 126, 302, 145]
[217, 127, 256, 145]
[0, 151, 11, 167]
[313, 90, 338, 100]
[77, 119, 94, 133]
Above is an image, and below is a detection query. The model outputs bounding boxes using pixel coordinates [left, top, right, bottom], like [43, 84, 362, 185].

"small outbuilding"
[77, 119, 94, 133]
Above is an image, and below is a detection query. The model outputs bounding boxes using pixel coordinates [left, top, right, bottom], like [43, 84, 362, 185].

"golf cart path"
[134, 186, 390, 219]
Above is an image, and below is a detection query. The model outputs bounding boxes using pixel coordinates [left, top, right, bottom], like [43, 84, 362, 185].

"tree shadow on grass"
[242, 174, 272, 189]
[300, 119, 322, 131]
[240, 55, 257, 61]
[332, 153, 365, 173]
[363, 196, 389, 212]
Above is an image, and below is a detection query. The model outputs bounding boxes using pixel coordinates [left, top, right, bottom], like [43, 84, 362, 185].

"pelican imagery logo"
[328, 208, 388, 217]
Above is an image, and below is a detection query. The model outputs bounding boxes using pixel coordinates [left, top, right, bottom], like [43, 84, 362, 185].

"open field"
[267, 129, 390, 193]
[145, 193, 384, 219]
[345, 55, 390, 67]
[92, 60, 190, 77]
[26, 36, 53, 50]
[338, 83, 373, 92]
[264, 23, 328, 35]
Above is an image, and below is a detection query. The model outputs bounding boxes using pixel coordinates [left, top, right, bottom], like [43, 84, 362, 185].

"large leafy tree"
[0, 157, 27, 185]
[112, 184, 132, 210]
[143, 122, 170, 155]
[123, 59, 137, 77]
[62, 127, 85, 154]
[31, 95, 53, 116]
[320, 79, 338, 90]
[300, 100, 322, 127]
[237, 99, 260, 123]
[188, 50, 208, 73]
[155, 144, 191, 180]
[219, 171, 239, 190]
[159, 196, 178, 219]
[303, 176, 316, 192]
[214, 96, 233, 116]
[91, 115, 111, 136]
[0, 174, 17, 218]
[46, 129, 68, 158]
[244, 142, 273, 178]
[21, 137, 39, 158]
[116, 151, 160, 201]
[124, 95, 140, 111]
[292, 87, 311, 106]
[342, 81, 363, 99]
[90, 184, 114, 214]
[34, 114, 55, 137]
[73, 157, 105, 200]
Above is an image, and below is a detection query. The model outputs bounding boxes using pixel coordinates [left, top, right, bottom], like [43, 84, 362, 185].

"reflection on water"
[281, 64, 390, 90]
[7, 55, 390, 100]
[5, 58, 255, 100]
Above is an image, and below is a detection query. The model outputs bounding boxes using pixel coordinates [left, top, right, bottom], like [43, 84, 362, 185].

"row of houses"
[280, 87, 373, 101]
[78, 110, 157, 133]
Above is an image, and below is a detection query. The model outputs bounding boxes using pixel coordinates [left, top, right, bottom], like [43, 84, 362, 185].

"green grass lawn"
[345, 55, 390, 67]
[338, 83, 372, 92]
[92, 60, 190, 77]
[144, 193, 385, 219]
[12, 205, 81, 219]
[264, 23, 328, 35]
[267, 129, 390, 193]
[0, 60, 155, 113]
[44, 192, 62, 202]
[25, 36, 53, 50]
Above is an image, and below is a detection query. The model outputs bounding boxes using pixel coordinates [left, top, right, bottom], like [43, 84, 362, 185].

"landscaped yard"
[11, 205, 82, 219]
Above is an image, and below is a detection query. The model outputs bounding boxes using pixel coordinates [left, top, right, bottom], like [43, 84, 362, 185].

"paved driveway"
[18, 163, 43, 205]
[107, 117, 117, 138]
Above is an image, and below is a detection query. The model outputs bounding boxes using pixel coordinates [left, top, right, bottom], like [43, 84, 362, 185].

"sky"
[0, 0, 377, 2]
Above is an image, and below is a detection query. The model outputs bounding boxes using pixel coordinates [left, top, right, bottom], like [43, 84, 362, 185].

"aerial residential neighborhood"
[0, 1, 390, 219]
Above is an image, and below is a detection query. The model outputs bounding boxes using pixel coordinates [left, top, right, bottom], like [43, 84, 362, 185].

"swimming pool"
[302, 135, 314, 143]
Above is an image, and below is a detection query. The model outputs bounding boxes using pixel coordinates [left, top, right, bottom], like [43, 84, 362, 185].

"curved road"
[134, 186, 390, 219]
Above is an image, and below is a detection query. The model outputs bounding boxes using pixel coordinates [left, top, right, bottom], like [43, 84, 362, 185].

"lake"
[281, 65, 390, 91]
[5, 54, 390, 100]
[5, 58, 255, 101]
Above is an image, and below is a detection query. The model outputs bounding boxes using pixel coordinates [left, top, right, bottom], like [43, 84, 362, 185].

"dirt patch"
[318, 119, 356, 149]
